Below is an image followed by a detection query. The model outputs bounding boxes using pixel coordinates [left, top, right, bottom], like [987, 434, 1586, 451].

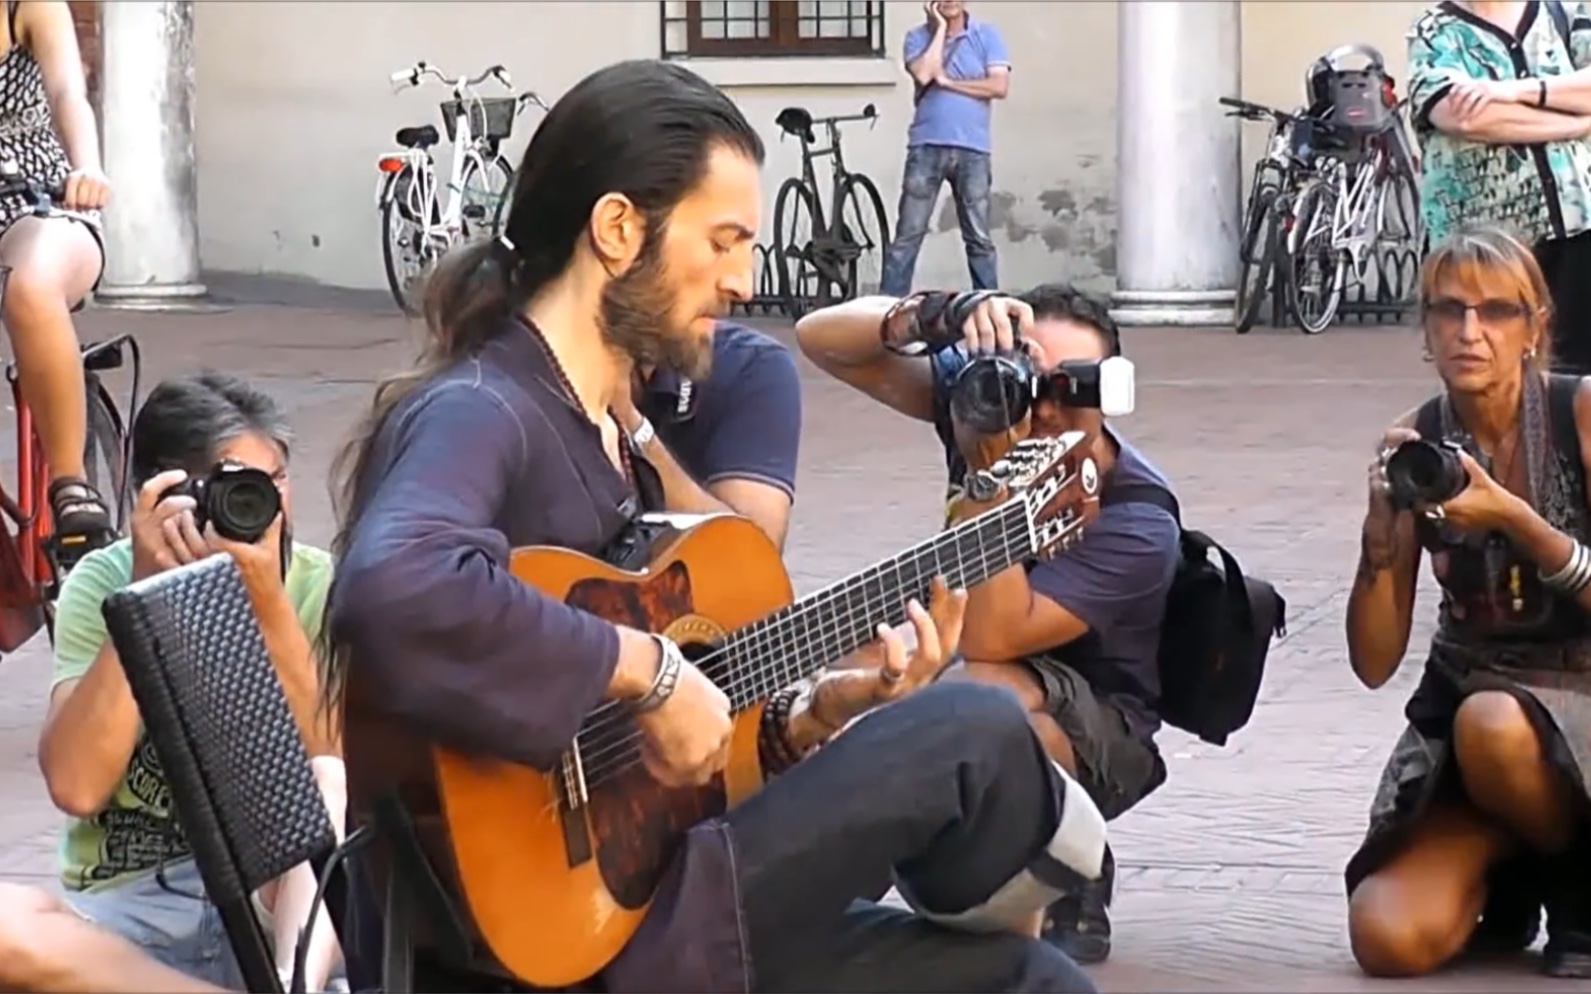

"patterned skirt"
[1344, 638, 1591, 897]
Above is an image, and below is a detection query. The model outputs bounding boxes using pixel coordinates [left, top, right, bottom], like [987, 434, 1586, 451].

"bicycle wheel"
[835, 173, 891, 299]
[773, 178, 825, 320]
[1286, 181, 1347, 335]
[83, 376, 129, 534]
[381, 165, 431, 317]
[462, 153, 515, 241]
[1235, 184, 1281, 334]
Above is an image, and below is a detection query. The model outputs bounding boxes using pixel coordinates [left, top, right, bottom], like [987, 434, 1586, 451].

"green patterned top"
[1408, 0, 1591, 245]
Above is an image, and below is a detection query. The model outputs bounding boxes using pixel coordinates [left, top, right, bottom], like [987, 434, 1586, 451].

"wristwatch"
[628, 416, 656, 449]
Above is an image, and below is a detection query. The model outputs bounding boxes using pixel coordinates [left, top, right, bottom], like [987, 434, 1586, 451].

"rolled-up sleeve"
[1407, 16, 1471, 130]
[329, 381, 619, 770]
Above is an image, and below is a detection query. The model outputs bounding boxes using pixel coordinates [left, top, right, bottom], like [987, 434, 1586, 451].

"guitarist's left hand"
[806, 576, 968, 736]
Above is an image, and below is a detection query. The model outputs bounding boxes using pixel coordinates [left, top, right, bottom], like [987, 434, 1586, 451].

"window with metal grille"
[661, 1, 885, 58]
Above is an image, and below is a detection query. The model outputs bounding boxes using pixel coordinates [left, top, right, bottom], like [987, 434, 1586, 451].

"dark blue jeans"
[881, 144, 998, 297]
[727, 681, 1098, 992]
[346, 684, 1098, 993]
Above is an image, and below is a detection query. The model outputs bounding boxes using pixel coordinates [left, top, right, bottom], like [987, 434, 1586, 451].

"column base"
[91, 282, 228, 314]
[1109, 289, 1236, 328]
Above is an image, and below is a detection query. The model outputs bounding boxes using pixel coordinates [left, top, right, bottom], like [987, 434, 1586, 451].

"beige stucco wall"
[190, 0, 1431, 297]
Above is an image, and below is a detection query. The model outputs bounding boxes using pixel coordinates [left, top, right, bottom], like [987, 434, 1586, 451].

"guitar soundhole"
[566, 561, 731, 910]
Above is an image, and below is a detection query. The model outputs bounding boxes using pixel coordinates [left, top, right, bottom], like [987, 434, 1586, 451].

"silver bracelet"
[632, 633, 684, 712]
[1540, 541, 1591, 597]
[628, 416, 656, 450]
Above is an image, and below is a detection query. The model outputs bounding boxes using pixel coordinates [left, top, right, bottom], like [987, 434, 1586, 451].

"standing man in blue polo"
[881, 0, 1011, 297]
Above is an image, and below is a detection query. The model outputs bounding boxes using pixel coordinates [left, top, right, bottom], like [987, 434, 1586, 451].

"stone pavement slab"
[0, 298, 1566, 989]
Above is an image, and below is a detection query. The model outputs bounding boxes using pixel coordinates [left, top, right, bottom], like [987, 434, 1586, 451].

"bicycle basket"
[440, 97, 517, 144]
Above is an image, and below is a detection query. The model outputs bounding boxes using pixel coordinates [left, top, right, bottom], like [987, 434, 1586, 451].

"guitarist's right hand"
[635, 660, 734, 788]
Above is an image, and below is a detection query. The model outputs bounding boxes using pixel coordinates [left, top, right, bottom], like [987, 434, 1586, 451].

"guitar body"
[432, 514, 794, 988]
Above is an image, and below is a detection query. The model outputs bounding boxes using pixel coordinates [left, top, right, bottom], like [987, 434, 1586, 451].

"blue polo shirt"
[638, 321, 803, 500]
[902, 16, 1011, 154]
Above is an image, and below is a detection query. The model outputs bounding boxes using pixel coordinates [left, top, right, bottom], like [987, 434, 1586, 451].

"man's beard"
[599, 234, 715, 381]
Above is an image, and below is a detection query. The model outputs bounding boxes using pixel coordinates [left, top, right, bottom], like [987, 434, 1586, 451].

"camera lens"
[951, 354, 1033, 435]
[206, 469, 281, 543]
[1385, 439, 1468, 509]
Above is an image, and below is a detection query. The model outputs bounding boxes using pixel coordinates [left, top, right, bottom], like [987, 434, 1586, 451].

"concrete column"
[1112, 1, 1241, 327]
[95, 0, 207, 309]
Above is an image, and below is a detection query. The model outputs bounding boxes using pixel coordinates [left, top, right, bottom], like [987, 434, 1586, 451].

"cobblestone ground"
[0, 286, 1567, 990]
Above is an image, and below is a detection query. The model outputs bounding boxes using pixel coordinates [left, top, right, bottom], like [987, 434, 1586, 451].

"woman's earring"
[1421, 342, 1435, 363]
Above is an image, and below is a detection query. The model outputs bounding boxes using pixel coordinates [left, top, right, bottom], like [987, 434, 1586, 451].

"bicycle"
[770, 103, 891, 319]
[0, 159, 140, 651]
[1285, 112, 1420, 334]
[376, 61, 547, 316]
[1220, 96, 1308, 334]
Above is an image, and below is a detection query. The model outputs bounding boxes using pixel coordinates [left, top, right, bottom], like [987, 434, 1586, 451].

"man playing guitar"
[323, 59, 1108, 993]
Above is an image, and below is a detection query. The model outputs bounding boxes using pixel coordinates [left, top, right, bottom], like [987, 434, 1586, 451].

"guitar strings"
[562, 495, 1027, 745]
[561, 511, 1041, 792]
[531, 513, 1039, 817]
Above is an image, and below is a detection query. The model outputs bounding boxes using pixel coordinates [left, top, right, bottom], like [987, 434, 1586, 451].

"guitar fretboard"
[708, 497, 1033, 709]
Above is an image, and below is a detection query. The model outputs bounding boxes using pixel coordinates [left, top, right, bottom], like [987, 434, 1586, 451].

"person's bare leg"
[0, 217, 101, 482]
[0, 882, 226, 994]
[1347, 802, 1511, 977]
[1452, 690, 1577, 853]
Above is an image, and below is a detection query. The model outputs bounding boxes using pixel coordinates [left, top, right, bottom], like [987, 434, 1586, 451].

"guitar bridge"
[556, 745, 595, 869]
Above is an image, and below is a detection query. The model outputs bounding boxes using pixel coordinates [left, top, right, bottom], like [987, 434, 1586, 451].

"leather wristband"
[631, 634, 684, 712]
[880, 291, 964, 356]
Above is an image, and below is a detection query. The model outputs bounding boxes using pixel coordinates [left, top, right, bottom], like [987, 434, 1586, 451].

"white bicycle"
[375, 61, 548, 315]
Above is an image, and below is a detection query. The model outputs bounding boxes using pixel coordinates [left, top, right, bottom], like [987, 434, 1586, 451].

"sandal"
[48, 475, 115, 571]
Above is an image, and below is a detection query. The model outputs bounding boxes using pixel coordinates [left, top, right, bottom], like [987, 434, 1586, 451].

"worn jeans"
[881, 144, 998, 297]
[63, 858, 249, 990]
[727, 681, 1100, 991]
[399, 682, 1104, 993]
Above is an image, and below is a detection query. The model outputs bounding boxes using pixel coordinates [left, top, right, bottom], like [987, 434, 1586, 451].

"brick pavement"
[0, 293, 1566, 990]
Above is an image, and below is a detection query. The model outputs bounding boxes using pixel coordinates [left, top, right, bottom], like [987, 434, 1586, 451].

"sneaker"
[1042, 845, 1115, 964]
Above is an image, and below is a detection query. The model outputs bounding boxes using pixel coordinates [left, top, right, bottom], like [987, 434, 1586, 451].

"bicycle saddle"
[395, 125, 441, 150]
[774, 106, 815, 143]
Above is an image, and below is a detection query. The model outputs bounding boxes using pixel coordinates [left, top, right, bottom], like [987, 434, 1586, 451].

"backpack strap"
[1548, 372, 1585, 472]
[1099, 481, 1182, 523]
[1413, 394, 1445, 441]
[1549, 0, 1575, 54]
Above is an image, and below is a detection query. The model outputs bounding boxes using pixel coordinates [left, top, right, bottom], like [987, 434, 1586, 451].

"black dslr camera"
[161, 462, 282, 543]
[1383, 439, 1469, 510]
[950, 349, 1137, 435]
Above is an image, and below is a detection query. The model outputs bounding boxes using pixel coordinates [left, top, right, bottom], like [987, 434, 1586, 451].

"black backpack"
[1103, 484, 1288, 747]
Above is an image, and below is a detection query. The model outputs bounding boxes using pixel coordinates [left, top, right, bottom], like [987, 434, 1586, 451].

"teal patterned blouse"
[1408, 1, 1591, 246]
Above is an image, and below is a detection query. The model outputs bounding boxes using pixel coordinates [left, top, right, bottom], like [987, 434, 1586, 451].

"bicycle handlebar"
[1217, 95, 1296, 124]
[390, 60, 512, 94]
[814, 103, 879, 128]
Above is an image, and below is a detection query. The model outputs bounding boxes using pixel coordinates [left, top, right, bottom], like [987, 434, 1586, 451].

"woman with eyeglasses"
[1344, 226, 1591, 979]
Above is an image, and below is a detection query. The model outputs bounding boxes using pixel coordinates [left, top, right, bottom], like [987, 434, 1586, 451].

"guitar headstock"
[967, 430, 1100, 560]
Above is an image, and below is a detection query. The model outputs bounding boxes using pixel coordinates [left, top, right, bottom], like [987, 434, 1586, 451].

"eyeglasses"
[1423, 297, 1531, 327]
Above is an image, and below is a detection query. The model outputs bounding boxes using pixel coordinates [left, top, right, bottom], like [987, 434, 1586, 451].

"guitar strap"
[382, 867, 415, 994]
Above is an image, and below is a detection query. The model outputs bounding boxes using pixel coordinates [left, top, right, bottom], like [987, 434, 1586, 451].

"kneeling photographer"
[1344, 226, 1591, 980]
[23, 373, 340, 991]
[797, 284, 1181, 964]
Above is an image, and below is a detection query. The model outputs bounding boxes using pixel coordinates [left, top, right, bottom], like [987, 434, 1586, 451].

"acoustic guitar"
[433, 431, 1102, 986]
